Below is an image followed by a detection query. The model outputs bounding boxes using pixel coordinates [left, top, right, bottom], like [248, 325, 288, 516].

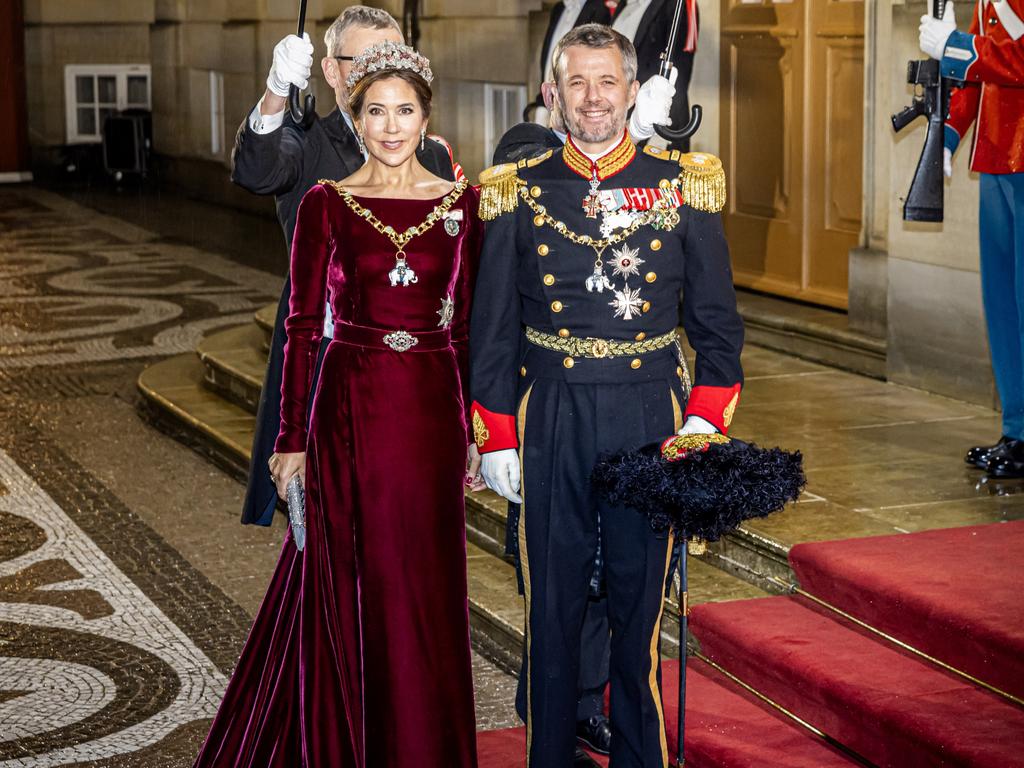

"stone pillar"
[848, 0, 890, 339]
[0, 0, 32, 182]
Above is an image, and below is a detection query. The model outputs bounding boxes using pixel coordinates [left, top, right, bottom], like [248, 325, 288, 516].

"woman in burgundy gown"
[194, 43, 480, 767]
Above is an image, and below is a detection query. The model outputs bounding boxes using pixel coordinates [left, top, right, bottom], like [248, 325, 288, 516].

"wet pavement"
[2, 182, 1022, 766]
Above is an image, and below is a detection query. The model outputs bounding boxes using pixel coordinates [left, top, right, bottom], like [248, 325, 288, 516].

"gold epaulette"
[478, 163, 524, 221]
[677, 152, 726, 214]
[642, 147, 727, 214]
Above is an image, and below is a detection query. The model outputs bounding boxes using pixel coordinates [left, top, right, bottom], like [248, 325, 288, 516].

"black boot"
[576, 714, 612, 755]
[986, 439, 1024, 478]
[966, 436, 1022, 469]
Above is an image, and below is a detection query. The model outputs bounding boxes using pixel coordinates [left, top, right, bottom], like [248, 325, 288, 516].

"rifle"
[891, 0, 956, 222]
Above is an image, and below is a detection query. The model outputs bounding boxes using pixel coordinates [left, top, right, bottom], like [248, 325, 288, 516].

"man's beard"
[559, 95, 626, 145]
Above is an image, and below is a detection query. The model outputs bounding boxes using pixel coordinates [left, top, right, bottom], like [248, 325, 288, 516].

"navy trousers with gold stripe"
[516, 348, 684, 768]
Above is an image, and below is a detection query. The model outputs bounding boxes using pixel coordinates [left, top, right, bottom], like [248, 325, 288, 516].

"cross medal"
[582, 170, 602, 219]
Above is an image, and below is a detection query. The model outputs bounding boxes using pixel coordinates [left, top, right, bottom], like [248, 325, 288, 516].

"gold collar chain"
[324, 178, 469, 251]
[519, 181, 680, 267]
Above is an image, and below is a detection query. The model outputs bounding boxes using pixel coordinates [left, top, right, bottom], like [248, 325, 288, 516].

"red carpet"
[789, 520, 1024, 699]
[690, 595, 1024, 768]
[477, 658, 858, 767]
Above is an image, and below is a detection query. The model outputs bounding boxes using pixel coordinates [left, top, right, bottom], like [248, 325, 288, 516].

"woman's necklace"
[323, 179, 469, 287]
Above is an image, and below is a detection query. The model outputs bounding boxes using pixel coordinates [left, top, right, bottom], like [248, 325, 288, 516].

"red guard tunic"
[943, 0, 1024, 172]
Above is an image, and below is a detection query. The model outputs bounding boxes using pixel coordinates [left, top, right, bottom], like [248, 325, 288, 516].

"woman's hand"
[269, 452, 306, 501]
[466, 443, 487, 492]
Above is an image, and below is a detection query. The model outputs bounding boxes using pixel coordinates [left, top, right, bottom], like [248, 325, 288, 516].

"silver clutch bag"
[286, 476, 306, 551]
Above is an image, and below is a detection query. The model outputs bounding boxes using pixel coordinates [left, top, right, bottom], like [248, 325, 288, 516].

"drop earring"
[420, 128, 426, 152]
[356, 132, 366, 155]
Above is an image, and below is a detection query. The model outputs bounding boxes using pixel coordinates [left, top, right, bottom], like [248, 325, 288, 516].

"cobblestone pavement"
[0, 186, 519, 766]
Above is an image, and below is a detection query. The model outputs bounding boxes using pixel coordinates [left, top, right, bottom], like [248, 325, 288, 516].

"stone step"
[137, 353, 254, 479]
[736, 291, 886, 380]
[255, 302, 276, 352]
[196, 324, 266, 414]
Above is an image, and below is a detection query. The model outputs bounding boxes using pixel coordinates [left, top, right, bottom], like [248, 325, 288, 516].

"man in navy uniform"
[231, 6, 458, 526]
[470, 24, 744, 767]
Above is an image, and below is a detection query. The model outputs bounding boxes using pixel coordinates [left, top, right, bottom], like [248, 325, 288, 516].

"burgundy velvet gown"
[194, 180, 482, 768]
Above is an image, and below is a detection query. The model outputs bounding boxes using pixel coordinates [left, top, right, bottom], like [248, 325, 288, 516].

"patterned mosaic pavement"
[0, 187, 520, 766]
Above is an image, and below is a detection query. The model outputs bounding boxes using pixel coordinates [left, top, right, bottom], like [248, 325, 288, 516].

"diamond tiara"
[345, 41, 434, 90]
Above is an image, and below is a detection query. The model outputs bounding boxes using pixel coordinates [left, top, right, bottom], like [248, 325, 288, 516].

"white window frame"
[209, 70, 225, 157]
[483, 83, 528, 169]
[64, 64, 152, 144]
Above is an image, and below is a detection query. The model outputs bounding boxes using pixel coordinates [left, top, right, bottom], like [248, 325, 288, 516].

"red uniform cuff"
[684, 384, 742, 435]
[470, 401, 518, 453]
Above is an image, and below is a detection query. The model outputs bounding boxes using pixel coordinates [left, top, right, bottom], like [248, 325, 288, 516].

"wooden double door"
[720, 0, 864, 309]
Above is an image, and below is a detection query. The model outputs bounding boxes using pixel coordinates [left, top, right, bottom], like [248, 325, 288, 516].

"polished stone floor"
[1, 183, 1022, 766]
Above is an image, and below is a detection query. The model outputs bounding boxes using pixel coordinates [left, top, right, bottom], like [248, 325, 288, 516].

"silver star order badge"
[610, 244, 644, 280]
[610, 285, 644, 321]
[437, 294, 455, 328]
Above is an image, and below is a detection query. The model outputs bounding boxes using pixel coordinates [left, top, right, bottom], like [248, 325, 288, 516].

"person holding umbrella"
[232, 5, 462, 531]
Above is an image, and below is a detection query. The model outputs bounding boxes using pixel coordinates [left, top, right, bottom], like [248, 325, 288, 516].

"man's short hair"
[324, 6, 403, 57]
[551, 23, 638, 86]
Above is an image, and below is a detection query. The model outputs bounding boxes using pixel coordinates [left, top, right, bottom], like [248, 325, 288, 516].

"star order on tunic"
[437, 294, 455, 328]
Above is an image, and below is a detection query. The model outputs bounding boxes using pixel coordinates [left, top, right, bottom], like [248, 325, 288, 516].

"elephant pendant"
[389, 256, 418, 287]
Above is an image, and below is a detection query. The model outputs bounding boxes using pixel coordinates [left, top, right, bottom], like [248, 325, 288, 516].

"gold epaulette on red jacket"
[684, 384, 742, 435]
[471, 401, 518, 453]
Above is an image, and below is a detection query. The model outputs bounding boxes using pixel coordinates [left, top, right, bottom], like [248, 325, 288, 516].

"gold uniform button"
[534, 214, 545, 227]
[635, 332, 646, 341]
[531, 185, 543, 198]
[650, 239, 662, 251]
[630, 358, 642, 370]
[642, 301, 652, 313]
[537, 244, 550, 256]
[551, 300, 563, 313]
[677, 366, 684, 379]
[520, 366, 527, 376]
[659, 178, 671, 190]
[543, 274, 555, 286]
[558, 328, 571, 338]
[645, 272, 657, 283]
[563, 356, 575, 369]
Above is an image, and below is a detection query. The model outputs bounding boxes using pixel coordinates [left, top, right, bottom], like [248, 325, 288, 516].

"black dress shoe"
[986, 439, 1024, 478]
[966, 436, 1022, 469]
[577, 714, 612, 755]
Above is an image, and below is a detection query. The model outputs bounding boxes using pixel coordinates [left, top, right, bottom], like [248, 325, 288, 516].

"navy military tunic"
[469, 133, 743, 767]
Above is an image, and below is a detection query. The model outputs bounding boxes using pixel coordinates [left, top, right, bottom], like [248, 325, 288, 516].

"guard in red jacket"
[921, 0, 1024, 477]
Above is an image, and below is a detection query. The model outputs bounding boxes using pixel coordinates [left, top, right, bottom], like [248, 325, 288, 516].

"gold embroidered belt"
[525, 327, 677, 359]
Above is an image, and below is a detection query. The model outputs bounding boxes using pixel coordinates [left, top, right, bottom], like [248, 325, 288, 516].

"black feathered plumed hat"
[591, 434, 805, 542]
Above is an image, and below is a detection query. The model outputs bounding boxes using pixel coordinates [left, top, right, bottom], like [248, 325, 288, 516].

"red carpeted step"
[691, 596, 1024, 768]
[789, 521, 1024, 700]
[660, 658, 860, 767]
[476, 658, 858, 767]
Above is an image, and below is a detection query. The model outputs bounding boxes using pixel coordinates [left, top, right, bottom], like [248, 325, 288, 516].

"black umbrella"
[288, 0, 316, 129]
[654, 0, 702, 144]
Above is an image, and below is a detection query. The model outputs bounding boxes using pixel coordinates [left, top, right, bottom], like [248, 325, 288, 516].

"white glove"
[267, 33, 314, 98]
[481, 449, 523, 504]
[677, 415, 718, 436]
[919, 1, 956, 61]
[629, 68, 678, 141]
[943, 147, 953, 178]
